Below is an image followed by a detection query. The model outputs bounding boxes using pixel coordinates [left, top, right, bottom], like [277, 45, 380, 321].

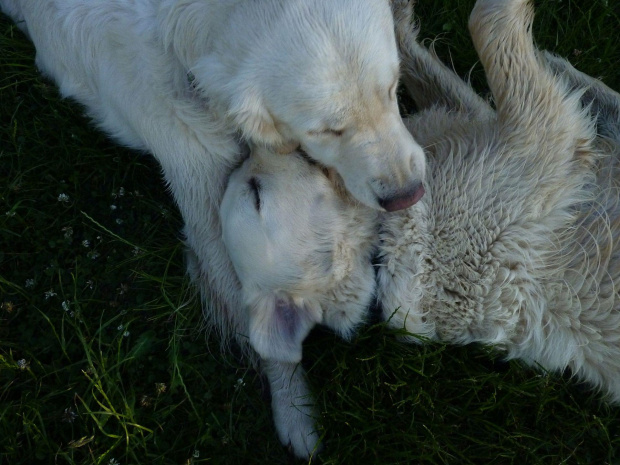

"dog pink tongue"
[381, 184, 425, 212]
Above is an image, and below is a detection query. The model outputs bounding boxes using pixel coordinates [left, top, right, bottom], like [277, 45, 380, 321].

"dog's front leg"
[262, 359, 322, 459]
[185, 201, 322, 459]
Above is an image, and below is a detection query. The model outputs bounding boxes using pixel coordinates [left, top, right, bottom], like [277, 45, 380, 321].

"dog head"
[194, 0, 425, 212]
[220, 147, 377, 363]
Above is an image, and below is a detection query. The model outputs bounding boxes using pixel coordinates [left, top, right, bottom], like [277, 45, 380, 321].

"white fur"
[379, 0, 620, 403]
[223, 0, 620, 421]
[0, 0, 425, 457]
[160, 0, 427, 212]
[220, 150, 378, 457]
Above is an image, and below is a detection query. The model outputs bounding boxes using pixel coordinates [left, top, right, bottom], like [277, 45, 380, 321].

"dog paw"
[264, 360, 322, 458]
[272, 395, 322, 459]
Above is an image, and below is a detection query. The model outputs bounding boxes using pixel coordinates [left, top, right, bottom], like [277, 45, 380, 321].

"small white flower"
[5, 211, 15, 217]
[17, 359, 29, 370]
[132, 247, 142, 257]
[235, 378, 246, 389]
[62, 407, 78, 423]
[193, 450, 200, 458]
[25, 279, 35, 289]
[86, 280, 94, 290]
[44, 289, 57, 300]
[108, 459, 120, 465]
[110, 204, 117, 211]
[115, 218, 123, 225]
[62, 301, 70, 312]
[123, 330, 130, 337]
[62, 227, 73, 239]
[117, 324, 124, 331]
[87, 251, 100, 260]
[82, 240, 90, 248]
[118, 187, 125, 197]
[57, 193, 70, 203]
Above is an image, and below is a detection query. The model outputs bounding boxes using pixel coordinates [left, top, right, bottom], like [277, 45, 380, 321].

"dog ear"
[248, 294, 321, 363]
[228, 86, 288, 148]
[192, 56, 286, 147]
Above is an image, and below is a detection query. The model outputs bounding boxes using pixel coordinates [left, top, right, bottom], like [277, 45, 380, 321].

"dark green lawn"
[1, 1, 619, 464]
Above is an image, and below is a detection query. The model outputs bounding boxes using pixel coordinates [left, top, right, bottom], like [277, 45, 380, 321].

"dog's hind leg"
[543, 51, 620, 143]
[469, 0, 595, 169]
[391, 0, 492, 118]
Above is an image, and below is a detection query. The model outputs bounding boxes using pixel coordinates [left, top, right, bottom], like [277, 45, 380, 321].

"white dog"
[0, 0, 427, 457]
[222, 0, 620, 429]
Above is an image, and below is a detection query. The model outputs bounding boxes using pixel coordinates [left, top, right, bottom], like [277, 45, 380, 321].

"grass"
[1, 0, 619, 464]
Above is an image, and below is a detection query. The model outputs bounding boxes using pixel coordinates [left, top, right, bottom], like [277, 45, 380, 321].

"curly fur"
[378, 0, 620, 403]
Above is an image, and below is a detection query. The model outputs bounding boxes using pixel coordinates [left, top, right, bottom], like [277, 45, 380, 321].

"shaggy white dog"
[222, 0, 620, 431]
[0, 0, 427, 457]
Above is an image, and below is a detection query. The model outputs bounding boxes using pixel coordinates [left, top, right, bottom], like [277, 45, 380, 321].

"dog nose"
[378, 182, 425, 212]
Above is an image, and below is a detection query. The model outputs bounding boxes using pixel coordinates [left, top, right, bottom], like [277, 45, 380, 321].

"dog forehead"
[275, 67, 398, 133]
[262, 174, 334, 221]
[269, 0, 398, 81]
[281, 0, 394, 39]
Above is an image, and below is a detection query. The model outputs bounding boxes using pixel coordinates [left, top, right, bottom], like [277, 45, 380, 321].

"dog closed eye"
[307, 128, 344, 137]
[248, 177, 261, 211]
